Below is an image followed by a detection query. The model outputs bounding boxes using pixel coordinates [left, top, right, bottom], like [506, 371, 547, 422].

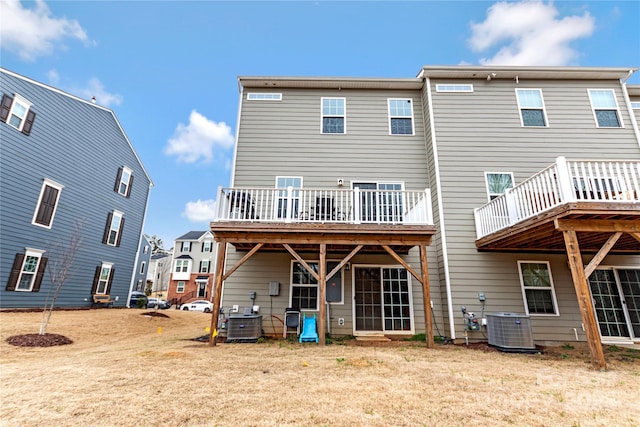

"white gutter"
[425, 77, 456, 340]
[620, 70, 640, 151]
[127, 184, 152, 307]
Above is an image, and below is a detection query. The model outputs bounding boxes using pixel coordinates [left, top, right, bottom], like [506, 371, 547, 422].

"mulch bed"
[6, 333, 73, 347]
[141, 311, 170, 318]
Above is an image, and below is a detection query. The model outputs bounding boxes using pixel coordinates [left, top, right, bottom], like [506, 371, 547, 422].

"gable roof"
[175, 230, 212, 241]
[0, 67, 153, 187]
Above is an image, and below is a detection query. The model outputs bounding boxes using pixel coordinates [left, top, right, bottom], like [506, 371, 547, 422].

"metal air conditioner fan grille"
[486, 313, 536, 352]
[226, 315, 262, 342]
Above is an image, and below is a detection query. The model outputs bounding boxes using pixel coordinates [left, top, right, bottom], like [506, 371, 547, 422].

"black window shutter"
[102, 212, 113, 244]
[199, 261, 203, 272]
[207, 262, 211, 273]
[115, 217, 125, 247]
[5, 253, 24, 291]
[126, 174, 133, 198]
[201, 242, 204, 252]
[91, 266, 100, 294]
[0, 94, 13, 123]
[21, 110, 35, 135]
[106, 268, 115, 294]
[180, 242, 184, 251]
[32, 257, 47, 292]
[35, 185, 59, 226]
[114, 167, 123, 193]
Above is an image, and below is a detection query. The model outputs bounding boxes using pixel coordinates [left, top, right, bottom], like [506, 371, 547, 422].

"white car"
[181, 300, 213, 312]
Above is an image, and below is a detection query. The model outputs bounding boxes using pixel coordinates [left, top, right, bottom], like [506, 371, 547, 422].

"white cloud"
[165, 110, 235, 163]
[47, 69, 60, 85]
[75, 78, 123, 107]
[183, 199, 217, 222]
[469, 1, 595, 66]
[0, 0, 93, 61]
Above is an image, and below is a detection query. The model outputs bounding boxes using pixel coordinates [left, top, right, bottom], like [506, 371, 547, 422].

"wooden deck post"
[419, 245, 434, 348]
[562, 230, 606, 370]
[209, 242, 227, 346]
[318, 243, 327, 345]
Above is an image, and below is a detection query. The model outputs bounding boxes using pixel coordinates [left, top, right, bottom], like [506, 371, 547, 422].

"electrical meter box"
[269, 281, 280, 296]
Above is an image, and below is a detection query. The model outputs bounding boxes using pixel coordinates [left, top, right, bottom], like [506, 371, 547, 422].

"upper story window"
[202, 241, 212, 252]
[1, 93, 36, 135]
[247, 93, 282, 101]
[485, 172, 514, 201]
[518, 261, 558, 315]
[631, 101, 640, 109]
[436, 84, 474, 92]
[32, 178, 63, 228]
[114, 167, 133, 198]
[6, 249, 47, 292]
[140, 261, 146, 275]
[588, 89, 622, 128]
[199, 260, 210, 273]
[143, 245, 149, 254]
[321, 97, 345, 134]
[175, 259, 189, 273]
[388, 99, 414, 135]
[182, 241, 191, 252]
[103, 210, 124, 247]
[515, 89, 547, 127]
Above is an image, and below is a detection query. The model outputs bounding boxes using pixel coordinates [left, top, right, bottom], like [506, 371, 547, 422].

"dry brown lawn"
[1, 309, 638, 427]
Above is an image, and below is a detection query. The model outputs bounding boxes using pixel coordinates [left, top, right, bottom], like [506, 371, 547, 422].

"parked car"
[129, 291, 148, 308]
[181, 300, 213, 312]
[147, 298, 171, 309]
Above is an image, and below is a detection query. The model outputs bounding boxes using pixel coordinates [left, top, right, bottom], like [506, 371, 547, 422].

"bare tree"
[39, 221, 83, 335]
[146, 234, 166, 254]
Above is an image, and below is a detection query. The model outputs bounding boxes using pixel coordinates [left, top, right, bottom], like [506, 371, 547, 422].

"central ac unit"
[226, 315, 262, 342]
[486, 312, 536, 353]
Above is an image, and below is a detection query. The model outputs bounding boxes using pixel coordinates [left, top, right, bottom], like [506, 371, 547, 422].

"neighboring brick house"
[166, 231, 216, 306]
[0, 68, 153, 309]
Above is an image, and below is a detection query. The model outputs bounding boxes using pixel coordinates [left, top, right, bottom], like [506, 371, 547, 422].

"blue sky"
[2, 0, 639, 249]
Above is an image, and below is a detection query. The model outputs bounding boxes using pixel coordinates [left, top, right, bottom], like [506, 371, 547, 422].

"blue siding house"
[0, 68, 153, 309]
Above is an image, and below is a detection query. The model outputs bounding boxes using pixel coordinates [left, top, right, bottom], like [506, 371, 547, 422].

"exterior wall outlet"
[338, 318, 345, 326]
[481, 318, 487, 326]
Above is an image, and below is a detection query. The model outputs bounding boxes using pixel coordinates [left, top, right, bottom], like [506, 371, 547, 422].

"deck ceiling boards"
[475, 202, 640, 253]
[210, 223, 436, 254]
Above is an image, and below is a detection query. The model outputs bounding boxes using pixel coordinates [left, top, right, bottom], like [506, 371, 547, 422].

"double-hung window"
[115, 167, 133, 197]
[1, 93, 36, 135]
[182, 241, 191, 252]
[176, 281, 185, 293]
[485, 172, 514, 201]
[388, 99, 414, 135]
[103, 210, 124, 247]
[588, 89, 622, 128]
[200, 260, 210, 273]
[7, 249, 47, 292]
[518, 261, 558, 315]
[202, 241, 212, 252]
[291, 261, 319, 310]
[321, 97, 345, 133]
[95, 263, 113, 294]
[32, 179, 63, 228]
[175, 259, 189, 273]
[515, 89, 547, 127]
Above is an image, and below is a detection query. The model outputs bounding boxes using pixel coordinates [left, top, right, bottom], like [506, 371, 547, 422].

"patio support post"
[555, 156, 576, 202]
[209, 242, 227, 346]
[319, 243, 327, 345]
[419, 245, 434, 348]
[562, 230, 606, 370]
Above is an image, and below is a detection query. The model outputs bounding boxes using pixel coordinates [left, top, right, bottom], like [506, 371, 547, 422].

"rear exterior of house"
[166, 231, 216, 307]
[212, 67, 640, 361]
[0, 68, 153, 309]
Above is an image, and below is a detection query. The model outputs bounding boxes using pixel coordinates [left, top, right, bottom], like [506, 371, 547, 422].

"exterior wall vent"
[486, 312, 536, 352]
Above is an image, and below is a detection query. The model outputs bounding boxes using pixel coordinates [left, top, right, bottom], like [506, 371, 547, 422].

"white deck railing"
[213, 187, 433, 225]
[475, 157, 640, 239]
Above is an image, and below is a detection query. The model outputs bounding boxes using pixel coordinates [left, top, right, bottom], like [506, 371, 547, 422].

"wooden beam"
[555, 219, 640, 233]
[584, 232, 622, 277]
[319, 243, 327, 346]
[631, 232, 640, 244]
[221, 243, 263, 282]
[209, 242, 227, 346]
[327, 244, 363, 280]
[420, 245, 434, 349]
[283, 243, 320, 282]
[562, 230, 607, 370]
[381, 245, 423, 285]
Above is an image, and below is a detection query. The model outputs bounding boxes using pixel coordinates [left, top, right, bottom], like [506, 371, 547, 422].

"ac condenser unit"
[486, 313, 536, 353]
[226, 315, 262, 342]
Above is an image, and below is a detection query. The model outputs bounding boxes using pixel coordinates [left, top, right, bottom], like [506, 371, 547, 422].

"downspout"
[127, 183, 153, 307]
[425, 77, 456, 340]
[620, 69, 640, 150]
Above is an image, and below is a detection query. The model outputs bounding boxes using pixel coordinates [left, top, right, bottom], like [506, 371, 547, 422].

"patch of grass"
[561, 353, 569, 359]
[406, 333, 426, 342]
[561, 344, 574, 350]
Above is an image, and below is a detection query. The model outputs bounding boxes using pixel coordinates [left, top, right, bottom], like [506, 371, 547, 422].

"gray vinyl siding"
[225, 86, 439, 336]
[0, 70, 151, 308]
[427, 77, 640, 342]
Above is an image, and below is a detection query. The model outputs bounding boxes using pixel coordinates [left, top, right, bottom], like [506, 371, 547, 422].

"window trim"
[200, 260, 210, 273]
[176, 281, 185, 293]
[15, 248, 46, 292]
[518, 260, 559, 316]
[202, 241, 212, 252]
[588, 89, 624, 128]
[140, 261, 146, 275]
[175, 259, 190, 273]
[436, 84, 474, 93]
[631, 101, 640, 109]
[104, 210, 124, 247]
[182, 241, 191, 252]
[7, 94, 32, 132]
[321, 97, 346, 134]
[96, 262, 113, 294]
[247, 93, 282, 101]
[387, 98, 415, 135]
[484, 172, 514, 201]
[116, 166, 133, 197]
[515, 88, 548, 127]
[289, 259, 344, 310]
[31, 178, 64, 228]
[275, 176, 303, 220]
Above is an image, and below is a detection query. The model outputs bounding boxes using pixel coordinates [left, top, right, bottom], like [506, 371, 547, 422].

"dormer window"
[1, 93, 36, 135]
